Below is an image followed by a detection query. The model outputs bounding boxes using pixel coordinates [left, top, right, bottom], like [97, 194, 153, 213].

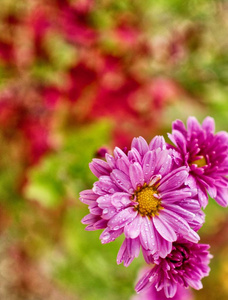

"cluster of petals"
[168, 116, 228, 208]
[135, 240, 212, 298]
[80, 135, 204, 266]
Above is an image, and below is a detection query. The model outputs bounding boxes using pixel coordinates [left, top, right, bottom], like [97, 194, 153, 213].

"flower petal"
[153, 215, 177, 242]
[79, 189, 99, 205]
[129, 162, 144, 190]
[142, 150, 157, 183]
[140, 217, 157, 251]
[111, 192, 132, 209]
[124, 214, 142, 238]
[89, 158, 111, 178]
[202, 116, 215, 134]
[158, 167, 189, 193]
[110, 169, 133, 193]
[149, 135, 166, 150]
[108, 207, 137, 230]
[131, 136, 149, 156]
[93, 175, 120, 195]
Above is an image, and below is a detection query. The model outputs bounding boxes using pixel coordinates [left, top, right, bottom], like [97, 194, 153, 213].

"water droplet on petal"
[103, 208, 109, 214]
[102, 232, 110, 241]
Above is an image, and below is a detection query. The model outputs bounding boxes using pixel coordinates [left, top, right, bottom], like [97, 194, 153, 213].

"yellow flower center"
[134, 184, 162, 217]
[191, 156, 207, 168]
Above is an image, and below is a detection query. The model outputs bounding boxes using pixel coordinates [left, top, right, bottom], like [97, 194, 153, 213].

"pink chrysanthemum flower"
[168, 116, 228, 208]
[80, 136, 202, 265]
[135, 240, 212, 298]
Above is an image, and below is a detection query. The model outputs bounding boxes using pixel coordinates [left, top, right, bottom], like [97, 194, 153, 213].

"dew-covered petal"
[105, 153, 115, 169]
[142, 150, 157, 183]
[93, 175, 120, 195]
[178, 198, 201, 212]
[129, 162, 144, 190]
[116, 158, 130, 175]
[158, 167, 189, 193]
[161, 189, 192, 203]
[124, 214, 142, 238]
[101, 206, 117, 220]
[117, 238, 140, 266]
[158, 209, 199, 243]
[100, 227, 123, 244]
[135, 268, 157, 293]
[131, 136, 149, 157]
[149, 135, 166, 150]
[128, 148, 142, 164]
[153, 215, 177, 242]
[97, 194, 112, 209]
[89, 158, 112, 178]
[108, 207, 137, 230]
[140, 217, 157, 251]
[158, 236, 173, 258]
[110, 169, 133, 193]
[79, 189, 99, 205]
[111, 192, 132, 209]
[162, 203, 195, 221]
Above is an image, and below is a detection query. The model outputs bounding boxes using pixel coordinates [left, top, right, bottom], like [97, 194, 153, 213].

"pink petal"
[140, 217, 157, 251]
[79, 189, 99, 205]
[93, 175, 120, 195]
[124, 214, 142, 238]
[149, 135, 166, 150]
[110, 169, 134, 193]
[89, 158, 111, 177]
[131, 136, 149, 156]
[142, 150, 157, 183]
[129, 162, 144, 190]
[202, 116, 215, 134]
[111, 192, 132, 208]
[153, 215, 177, 242]
[100, 227, 123, 244]
[158, 167, 189, 192]
[161, 189, 192, 203]
[108, 207, 137, 230]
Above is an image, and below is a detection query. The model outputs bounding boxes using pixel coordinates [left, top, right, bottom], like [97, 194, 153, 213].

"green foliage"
[25, 120, 111, 208]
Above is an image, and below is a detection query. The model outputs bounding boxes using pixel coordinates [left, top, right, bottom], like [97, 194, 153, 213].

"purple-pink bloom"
[168, 116, 228, 208]
[80, 136, 202, 265]
[135, 240, 212, 298]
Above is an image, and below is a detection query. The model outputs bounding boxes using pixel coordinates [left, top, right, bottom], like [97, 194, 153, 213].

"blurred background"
[0, 0, 228, 299]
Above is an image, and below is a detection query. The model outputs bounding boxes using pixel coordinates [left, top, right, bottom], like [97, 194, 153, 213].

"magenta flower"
[135, 240, 212, 298]
[80, 136, 201, 266]
[168, 116, 228, 208]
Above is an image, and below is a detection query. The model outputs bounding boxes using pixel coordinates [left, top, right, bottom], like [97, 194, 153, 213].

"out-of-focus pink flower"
[58, 2, 97, 46]
[0, 86, 51, 165]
